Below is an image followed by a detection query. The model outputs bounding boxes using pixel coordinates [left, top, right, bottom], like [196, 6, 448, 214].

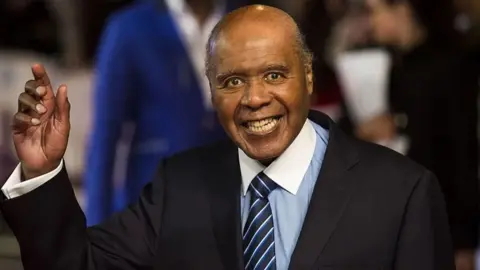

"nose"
[240, 80, 272, 110]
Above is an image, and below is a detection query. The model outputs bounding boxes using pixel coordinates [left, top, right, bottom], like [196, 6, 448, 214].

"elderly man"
[1, 5, 454, 270]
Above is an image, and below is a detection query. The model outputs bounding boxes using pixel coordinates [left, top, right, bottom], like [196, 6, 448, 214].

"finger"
[54, 85, 70, 122]
[25, 79, 49, 100]
[18, 93, 46, 118]
[31, 63, 51, 85]
[24, 80, 40, 98]
[31, 64, 54, 101]
[12, 112, 40, 132]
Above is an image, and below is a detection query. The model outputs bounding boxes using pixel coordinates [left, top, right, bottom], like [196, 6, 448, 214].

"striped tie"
[243, 172, 277, 270]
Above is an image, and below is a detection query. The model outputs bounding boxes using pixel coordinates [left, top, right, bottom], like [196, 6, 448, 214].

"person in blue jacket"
[84, 0, 244, 225]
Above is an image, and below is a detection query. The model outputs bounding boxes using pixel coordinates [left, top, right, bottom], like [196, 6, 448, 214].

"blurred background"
[0, 0, 479, 269]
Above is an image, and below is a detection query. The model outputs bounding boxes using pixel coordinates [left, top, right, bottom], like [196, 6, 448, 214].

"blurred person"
[301, 0, 372, 119]
[2, 5, 455, 269]
[349, 0, 478, 268]
[84, 0, 245, 226]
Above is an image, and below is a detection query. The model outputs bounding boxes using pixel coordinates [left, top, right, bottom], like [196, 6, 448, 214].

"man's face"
[209, 22, 313, 162]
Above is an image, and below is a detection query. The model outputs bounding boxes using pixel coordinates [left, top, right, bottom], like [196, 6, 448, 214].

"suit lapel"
[289, 111, 360, 270]
[207, 142, 244, 270]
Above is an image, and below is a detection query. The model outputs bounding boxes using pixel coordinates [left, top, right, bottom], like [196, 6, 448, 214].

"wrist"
[21, 161, 61, 180]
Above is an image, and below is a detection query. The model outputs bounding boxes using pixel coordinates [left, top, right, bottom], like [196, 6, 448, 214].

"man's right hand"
[12, 64, 70, 180]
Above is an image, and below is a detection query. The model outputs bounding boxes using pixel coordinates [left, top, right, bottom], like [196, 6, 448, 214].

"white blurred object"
[334, 49, 409, 154]
[334, 49, 391, 123]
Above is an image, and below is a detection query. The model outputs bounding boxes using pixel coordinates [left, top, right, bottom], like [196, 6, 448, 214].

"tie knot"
[249, 172, 277, 199]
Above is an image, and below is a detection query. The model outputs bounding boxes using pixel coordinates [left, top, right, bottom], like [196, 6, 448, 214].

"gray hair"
[204, 21, 313, 77]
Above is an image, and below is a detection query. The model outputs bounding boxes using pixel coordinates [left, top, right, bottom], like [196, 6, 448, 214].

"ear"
[305, 63, 314, 95]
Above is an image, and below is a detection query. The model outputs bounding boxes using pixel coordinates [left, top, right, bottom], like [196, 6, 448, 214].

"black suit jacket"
[1, 111, 454, 269]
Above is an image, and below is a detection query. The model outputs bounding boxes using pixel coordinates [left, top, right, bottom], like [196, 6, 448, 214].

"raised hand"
[12, 64, 70, 180]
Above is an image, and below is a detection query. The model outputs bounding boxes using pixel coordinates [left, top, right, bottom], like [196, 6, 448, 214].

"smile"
[242, 116, 282, 135]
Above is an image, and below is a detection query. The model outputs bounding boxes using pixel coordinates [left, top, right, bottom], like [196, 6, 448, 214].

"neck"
[185, 0, 215, 26]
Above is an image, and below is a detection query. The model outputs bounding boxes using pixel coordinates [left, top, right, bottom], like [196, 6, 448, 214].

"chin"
[245, 145, 286, 163]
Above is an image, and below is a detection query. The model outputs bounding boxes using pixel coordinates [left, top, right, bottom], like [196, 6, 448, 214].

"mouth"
[241, 115, 283, 135]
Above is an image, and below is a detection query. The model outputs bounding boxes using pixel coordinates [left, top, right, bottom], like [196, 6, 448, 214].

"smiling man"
[0, 5, 454, 270]
[207, 7, 313, 164]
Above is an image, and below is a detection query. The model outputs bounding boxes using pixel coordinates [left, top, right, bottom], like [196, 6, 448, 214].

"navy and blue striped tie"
[243, 172, 278, 270]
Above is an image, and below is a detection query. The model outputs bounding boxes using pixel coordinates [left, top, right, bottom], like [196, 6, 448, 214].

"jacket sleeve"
[393, 170, 455, 270]
[83, 13, 135, 225]
[0, 163, 167, 270]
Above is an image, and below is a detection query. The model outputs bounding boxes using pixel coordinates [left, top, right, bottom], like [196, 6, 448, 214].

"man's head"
[205, 5, 313, 163]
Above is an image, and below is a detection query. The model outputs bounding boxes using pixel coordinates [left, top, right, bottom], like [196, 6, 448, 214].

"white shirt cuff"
[1, 160, 64, 199]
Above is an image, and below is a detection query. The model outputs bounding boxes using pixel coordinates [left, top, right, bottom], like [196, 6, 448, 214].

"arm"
[394, 170, 455, 270]
[1, 162, 167, 270]
[84, 14, 135, 225]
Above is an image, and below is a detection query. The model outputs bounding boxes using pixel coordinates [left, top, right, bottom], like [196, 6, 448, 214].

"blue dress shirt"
[240, 120, 329, 269]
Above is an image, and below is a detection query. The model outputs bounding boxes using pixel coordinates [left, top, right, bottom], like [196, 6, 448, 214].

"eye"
[265, 72, 284, 82]
[225, 77, 244, 88]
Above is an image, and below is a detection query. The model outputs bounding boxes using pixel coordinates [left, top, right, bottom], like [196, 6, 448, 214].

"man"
[83, 0, 238, 225]
[1, 5, 454, 270]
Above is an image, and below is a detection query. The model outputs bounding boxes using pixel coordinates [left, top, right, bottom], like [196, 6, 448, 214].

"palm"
[13, 113, 69, 172]
[12, 64, 70, 176]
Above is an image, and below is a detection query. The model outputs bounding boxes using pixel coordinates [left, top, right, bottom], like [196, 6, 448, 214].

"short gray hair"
[204, 22, 313, 77]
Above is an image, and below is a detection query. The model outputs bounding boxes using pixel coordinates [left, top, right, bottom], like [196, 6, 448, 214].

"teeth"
[246, 117, 279, 133]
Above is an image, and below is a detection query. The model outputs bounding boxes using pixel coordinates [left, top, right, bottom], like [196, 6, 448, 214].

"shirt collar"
[238, 119, 317, 196]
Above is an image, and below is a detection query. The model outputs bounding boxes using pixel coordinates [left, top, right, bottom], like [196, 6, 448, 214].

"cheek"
[274, 81, 310, 115]
[213, 94, 240, 127]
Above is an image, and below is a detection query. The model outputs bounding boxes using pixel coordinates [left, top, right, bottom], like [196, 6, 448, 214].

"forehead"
[212, 23, 298, 73]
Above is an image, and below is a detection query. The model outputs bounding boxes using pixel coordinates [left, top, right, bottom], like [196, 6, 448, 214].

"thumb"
[54, 85, 70, 123]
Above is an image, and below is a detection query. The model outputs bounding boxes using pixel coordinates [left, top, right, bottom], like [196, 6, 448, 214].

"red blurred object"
[310, 79, 342, 120]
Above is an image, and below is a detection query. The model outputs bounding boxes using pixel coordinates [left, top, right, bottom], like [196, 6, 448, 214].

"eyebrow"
[263, 64, 290, 74]
[215, 64, 290, 83]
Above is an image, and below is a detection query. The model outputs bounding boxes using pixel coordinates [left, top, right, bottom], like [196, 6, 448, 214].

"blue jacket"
[84, 0, 240, 225]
